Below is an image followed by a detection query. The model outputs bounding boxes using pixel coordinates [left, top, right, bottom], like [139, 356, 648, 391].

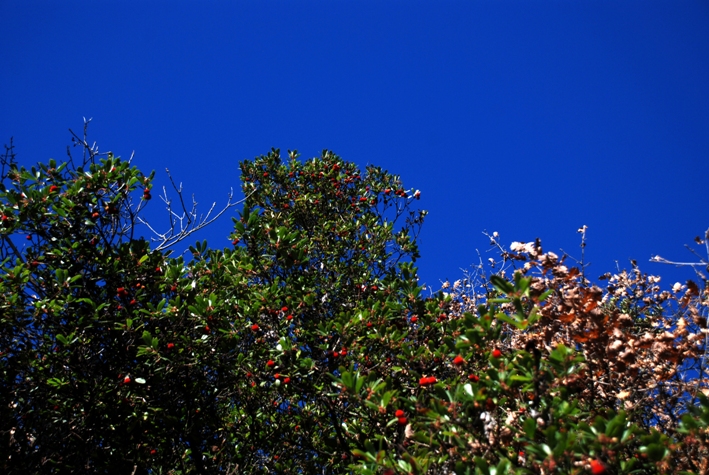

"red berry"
[251, 324, 259, 331]
[492, 349, 503, 359]
[590, 459, 605, 475]
[468, 374, 479, 382]
[281, 306, 288, 312]
[286, 314, 293, 321]
[410, 315, 418, 323]
[283, 377, 290, 384]
[453, 355, 465, 365]
[167, 342, 175, 350]
[266, 360, 275, 368]
[123, 376, 131, 384]
[395, 409, 405, 417]
[49, 185, 58, 193]
[398, 416, 407, 425]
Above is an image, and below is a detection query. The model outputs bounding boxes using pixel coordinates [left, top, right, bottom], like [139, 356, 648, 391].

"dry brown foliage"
[438, 231, 709, 471]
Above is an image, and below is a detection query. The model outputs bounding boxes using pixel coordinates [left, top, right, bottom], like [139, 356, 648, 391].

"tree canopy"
[1, 136, 708, 474]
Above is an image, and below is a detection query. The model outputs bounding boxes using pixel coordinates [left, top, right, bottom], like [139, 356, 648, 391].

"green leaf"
[382, 390, 395, 407]
[524, 417, 536, 439]
[494, 312, 527, 330]
[490, 275, 514, 294]
[142, 330, 153, 346]
[642, 443, 668, 462]
[47, 377, 68, 388]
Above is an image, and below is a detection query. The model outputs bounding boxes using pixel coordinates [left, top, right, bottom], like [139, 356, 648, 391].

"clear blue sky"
[2, 1, 708, 289]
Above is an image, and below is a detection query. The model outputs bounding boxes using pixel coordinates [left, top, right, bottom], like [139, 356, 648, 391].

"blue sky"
[2, 0, 708, 289]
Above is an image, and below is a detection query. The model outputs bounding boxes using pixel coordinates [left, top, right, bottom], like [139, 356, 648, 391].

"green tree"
[0, 137, 426, 473]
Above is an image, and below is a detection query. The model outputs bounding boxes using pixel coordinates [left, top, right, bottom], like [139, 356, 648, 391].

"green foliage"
[1, 140, 707, 474]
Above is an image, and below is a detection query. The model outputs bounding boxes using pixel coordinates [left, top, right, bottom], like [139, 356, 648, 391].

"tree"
[1, 132, 707, 474]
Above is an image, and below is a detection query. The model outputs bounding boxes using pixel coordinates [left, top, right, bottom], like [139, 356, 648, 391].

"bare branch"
[578, 224, 588, 283]
[139, 174, 256, 251]
[650, 228, 709, 270]
[1, 137, 17, 182]
[650, 255, 708, 268]
[165, 168, 192, 227]
[68, 118, 106, 168]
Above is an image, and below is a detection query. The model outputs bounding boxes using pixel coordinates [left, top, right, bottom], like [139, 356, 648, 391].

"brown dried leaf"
[686, 280, 700, 297]
[558, 313, 576, 323]
[619, 348, 635, 361]
[608, 340, 624, 352]
[572, 333, 590, 343]
[658, 331, 676, 342]
[617, 313, 633, 326]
